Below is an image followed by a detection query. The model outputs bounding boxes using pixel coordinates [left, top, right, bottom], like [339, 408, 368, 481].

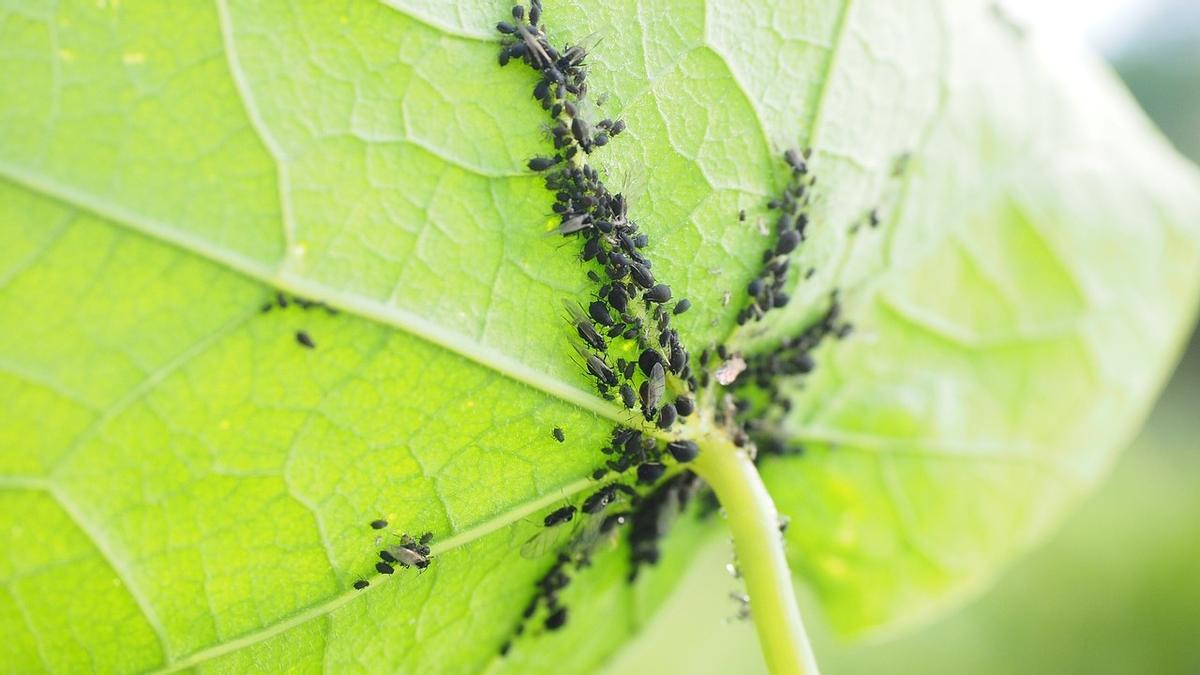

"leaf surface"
[0, 0, 1197, 671]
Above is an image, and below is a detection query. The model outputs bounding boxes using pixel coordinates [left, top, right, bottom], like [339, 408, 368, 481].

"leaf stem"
[690, 433, 820, 675]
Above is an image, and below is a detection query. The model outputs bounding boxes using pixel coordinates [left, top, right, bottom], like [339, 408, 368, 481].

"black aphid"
[656, 403, 677, 430]
[585, 353, 617, 386]
[582, 484, 617, 513]
[645, 284, 672, 304]
[528, 156, 560, 172]
[637, 462, 666, 484]
[544, 505, 577, 527]
[629, 262, 654, 289]
[588, 300, 614, 326]
[552, 427, 565, 443]
[379, 549, 397, 563]
[673, 299, 691, 315]
[674, 396, 695, 417]
[295, 331, 315, 349]
[375, 561, 395, 575]
[620, 383, 637, 409]
[353, 579, 369, 590]
[638, 348, 664, 376]
[776, 229, 801, 255]
[370, 519, 388, 530]
[545, 607, 568, 631]
[667, 440, 699, 462]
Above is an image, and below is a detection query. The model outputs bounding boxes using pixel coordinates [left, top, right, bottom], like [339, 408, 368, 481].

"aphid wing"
[520, 522, 575, 560]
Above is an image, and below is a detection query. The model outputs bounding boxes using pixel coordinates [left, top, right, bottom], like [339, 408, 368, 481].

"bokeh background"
[606, 1, 1200, 672]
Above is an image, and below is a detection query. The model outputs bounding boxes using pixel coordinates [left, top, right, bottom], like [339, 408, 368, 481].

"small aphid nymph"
[552, 427, 565, 443]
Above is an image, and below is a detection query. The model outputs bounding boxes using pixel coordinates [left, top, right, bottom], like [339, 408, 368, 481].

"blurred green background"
[606, 2, 1200, 673]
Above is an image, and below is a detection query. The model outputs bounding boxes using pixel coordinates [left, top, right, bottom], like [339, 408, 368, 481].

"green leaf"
[0, 1, 1197, 673]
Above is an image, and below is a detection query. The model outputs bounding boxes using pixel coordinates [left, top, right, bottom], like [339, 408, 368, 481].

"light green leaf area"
[0, 2, 1196, 675]
[755, 3, 1200, 636]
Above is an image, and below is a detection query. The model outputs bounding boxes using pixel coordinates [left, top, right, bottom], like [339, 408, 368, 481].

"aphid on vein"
[552, 427, 565, 443]
[353, 579, 369, 590]
[523, 505, 582, 558]
[667, 439, 699, 462]
[383, 534, 431, 569]
[375, 561, 395, 575]
[578, 347, 617, 386]
[545, 607, 568, 631]
[544, 505, 577, 527]
[295, 331, 315, 349]
[563, 302, 606, 351]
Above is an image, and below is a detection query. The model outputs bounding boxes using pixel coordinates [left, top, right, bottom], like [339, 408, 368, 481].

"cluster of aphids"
[351, 519, 433, 590]
[736, 149, 815, 326]
[594, 426, 698, 482]
[497, 1, 697, 432]
[627, 472, 702, 578]
[258, 291, 338, 350]
[732, 295, 853, 437]
[503, 469, 700, 651]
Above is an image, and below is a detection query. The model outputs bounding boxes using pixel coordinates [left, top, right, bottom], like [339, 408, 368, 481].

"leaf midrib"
[0, 161, 632, 427]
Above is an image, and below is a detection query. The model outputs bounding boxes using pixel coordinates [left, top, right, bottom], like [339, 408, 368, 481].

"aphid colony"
[497, 0, 697, 431]
[352, 518, 434, 590]
[258, 291, 338, 350]
[725, 295, 853, 455]
[736, 149, 816, 326]
[502, 470, 700, 651]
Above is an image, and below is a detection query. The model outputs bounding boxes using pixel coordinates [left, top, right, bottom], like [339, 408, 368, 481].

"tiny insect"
[628, 262, 654, 289]
[667, 439, 699, 462]
[637, 462, 666, 484]
[656, 403, 677, 430]
[353, 579, 369, 590]
[588, 300, 614, 326]
[295, 331, 315, 349]
[544, 505, 577, 527]
[673, 299, 691, 315]
[619, 383, 637, 409]
[375, 561, 395, 575]
[775, 229, 801, 255]
[370, 519, 388, 530]
[643, 363, 665, 415]
[739, 209, 747, 222]
[644, 283, 672, 304]
[579, 350, 617, 386]
[552, 427, 565, 443]
[388, 545, 430, 570]
[545, 607, 568, 631]
[528, 156, 560, 172]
